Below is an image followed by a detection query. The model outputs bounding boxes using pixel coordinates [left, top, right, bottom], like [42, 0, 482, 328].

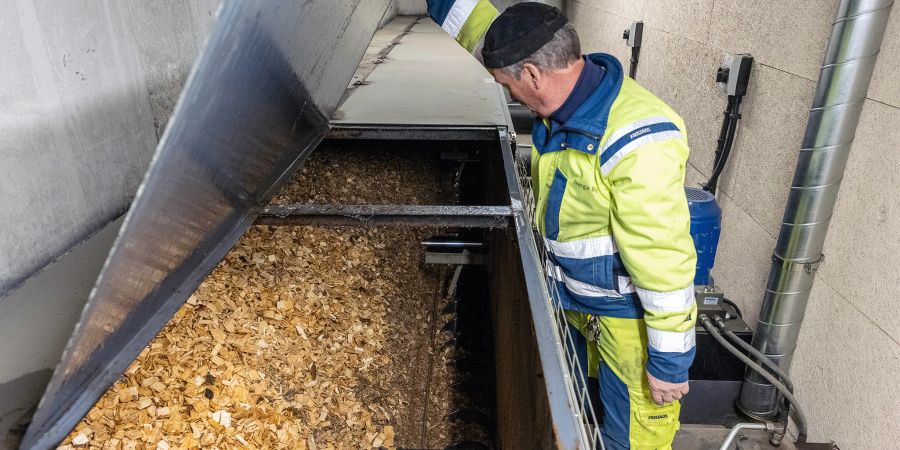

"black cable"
[710, 95, 743, 190]
[712, 96, 735, 170]
[699, 315, 808, 444]
[721, 298, 743, 318]
[715, 96, 743, 177]
[629, 46, 641, 79]
[704, 98, 738, 193]
[703, 95, 743, 194]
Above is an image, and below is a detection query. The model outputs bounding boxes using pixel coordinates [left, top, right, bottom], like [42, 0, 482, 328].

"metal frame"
[257, 204, 512, 228]
[328, 124, 500, 141]
[260, 126, 593, 446]
[497, 127, 602, 449]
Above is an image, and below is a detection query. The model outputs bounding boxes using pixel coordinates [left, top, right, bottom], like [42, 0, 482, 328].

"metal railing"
[514, 149, 606, 449]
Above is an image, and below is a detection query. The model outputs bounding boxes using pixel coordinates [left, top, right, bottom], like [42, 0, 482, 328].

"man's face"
[491, 67, 545, 117]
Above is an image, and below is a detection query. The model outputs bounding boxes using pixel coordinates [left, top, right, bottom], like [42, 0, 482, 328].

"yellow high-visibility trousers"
[566, 311, 681, 450]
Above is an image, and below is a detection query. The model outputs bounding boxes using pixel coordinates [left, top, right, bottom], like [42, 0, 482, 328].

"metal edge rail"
[256, 204, 513, 228]
[327, 124, 500, 141]
[496, 127, 590, 450]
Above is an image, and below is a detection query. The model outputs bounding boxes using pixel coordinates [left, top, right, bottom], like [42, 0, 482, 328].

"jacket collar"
[532, 53, 624, 155]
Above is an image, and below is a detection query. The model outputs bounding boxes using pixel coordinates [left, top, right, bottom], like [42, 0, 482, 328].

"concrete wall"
[563, 1, 899, 448]
[398, 0, 428, 15]
[0, 218, 122, 446]
[0, 0, 221, 295]
[0, 0, 220, 442]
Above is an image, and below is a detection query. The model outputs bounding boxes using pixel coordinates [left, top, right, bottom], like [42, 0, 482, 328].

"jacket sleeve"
[604, 123, 698, 384]
[426, 0, 499, 61]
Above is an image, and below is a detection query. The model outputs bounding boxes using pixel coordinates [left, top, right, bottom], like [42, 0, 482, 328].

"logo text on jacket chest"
[570, 179, 597, 192]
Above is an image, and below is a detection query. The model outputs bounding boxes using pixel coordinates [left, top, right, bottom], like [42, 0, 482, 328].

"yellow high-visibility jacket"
[428, 0, 697, 383]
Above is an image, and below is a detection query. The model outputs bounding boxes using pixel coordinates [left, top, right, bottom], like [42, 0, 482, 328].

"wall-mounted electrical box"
[623, 21, 643, 48]
[716, 54, 753, 96]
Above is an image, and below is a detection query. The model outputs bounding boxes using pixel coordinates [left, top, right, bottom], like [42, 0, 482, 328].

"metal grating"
[514, 150, 606, 449]
[685, 186, 714, 202]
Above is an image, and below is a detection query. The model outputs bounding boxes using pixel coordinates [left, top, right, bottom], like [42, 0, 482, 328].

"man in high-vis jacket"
[425, 1, 698, 449]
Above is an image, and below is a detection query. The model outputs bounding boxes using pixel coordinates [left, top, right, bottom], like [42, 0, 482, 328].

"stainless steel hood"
[20, 1, 390, 448]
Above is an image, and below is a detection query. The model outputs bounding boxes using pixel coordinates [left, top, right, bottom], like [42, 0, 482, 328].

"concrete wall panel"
[708, 0, 835, 81]
[726, 64, 816, 236]
[637, 29, 728, 183]
[709, 192, 774, 325]
[569, 0, 646, 23]
[398, 0, 427, 16]
[0, 0, 222, 295]
[792, 281, 900, 449]
[817, 100, 900, 340]
[383, 0, 399, 25]
[685, 161, 707, 189]
[125, 0, 220, 138]
[1, 1, 155, 294]
[0, 218, 122, 442]
[643, 0, 714, 44]
[869, 5, 900, 106]
[566, 0, 630, 63]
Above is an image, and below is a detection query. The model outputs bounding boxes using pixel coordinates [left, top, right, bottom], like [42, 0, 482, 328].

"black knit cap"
[481, 2, 568, 69]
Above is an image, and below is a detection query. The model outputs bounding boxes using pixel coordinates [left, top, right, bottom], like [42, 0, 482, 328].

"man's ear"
[523, 63, 541, 90]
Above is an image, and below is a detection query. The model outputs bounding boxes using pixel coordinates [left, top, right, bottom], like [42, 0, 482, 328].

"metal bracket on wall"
[770, 253, 825, 275]
[805, 254, 825, 274]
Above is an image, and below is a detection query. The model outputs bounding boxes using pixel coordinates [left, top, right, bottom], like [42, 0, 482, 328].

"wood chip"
[71, 430, 90, 446]
[210, 410, 231, 428]
[59, 144, 455, 448]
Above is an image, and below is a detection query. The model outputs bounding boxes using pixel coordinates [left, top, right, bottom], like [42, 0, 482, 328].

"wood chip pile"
[58, 143, 469, 449]
[272, 144, 453, 205]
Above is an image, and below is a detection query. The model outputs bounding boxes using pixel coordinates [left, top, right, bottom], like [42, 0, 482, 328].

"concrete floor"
[674, 425, 796, 450]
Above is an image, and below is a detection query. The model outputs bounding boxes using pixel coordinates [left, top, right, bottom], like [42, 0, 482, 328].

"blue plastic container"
[685, 187, 722, 286]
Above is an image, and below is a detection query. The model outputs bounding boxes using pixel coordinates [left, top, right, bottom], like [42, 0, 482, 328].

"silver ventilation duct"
[739, 0, 895, 418]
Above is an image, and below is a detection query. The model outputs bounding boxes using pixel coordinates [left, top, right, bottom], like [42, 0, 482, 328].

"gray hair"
[499, 23, 581, 79]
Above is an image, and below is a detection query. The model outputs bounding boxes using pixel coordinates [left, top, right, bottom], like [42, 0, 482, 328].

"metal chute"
[20, 1, 390, 448]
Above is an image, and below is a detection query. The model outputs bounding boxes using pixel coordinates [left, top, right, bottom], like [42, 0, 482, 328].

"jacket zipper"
[559, 127, 602, 142]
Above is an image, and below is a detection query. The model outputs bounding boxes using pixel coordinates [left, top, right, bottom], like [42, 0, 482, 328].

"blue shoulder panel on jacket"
[532, 53, 624, 156]
[427, 0, 455, 24]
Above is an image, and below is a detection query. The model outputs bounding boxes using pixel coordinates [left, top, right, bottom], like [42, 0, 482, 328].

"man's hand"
[647, 372, 689, 405]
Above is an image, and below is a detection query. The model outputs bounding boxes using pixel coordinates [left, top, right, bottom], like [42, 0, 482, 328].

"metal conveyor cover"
[21, 1, 390, 448]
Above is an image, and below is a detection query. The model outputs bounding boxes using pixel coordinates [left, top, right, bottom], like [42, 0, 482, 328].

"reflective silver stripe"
[544, 235, 617, 259]
[600, 130, 683, 176]
[547, 262, 623, 298]
[618, 276, 636, 294]
[441, 0, 479, 38]
[647, 327, 696, 353]
[600, 115, 670, 152]
[636, 285, 694, 312]
[599, 115, 684, 176]
[599, 116, 672, 149]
